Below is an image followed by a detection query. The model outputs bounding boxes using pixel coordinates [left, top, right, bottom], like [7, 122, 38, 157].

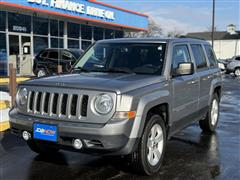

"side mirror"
[173, 62, 194, 76]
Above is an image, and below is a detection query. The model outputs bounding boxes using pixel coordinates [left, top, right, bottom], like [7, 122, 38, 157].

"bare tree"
[125, 18, 162, 38]
[167, 28, 184, 38]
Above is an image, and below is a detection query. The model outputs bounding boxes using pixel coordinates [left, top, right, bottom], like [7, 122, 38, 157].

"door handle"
[207, 75, 213, 79]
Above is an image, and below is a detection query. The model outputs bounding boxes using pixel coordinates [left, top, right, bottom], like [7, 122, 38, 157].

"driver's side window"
[172, 45, 191, 70]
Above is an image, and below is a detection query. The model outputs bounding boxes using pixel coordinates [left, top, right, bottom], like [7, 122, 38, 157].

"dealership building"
[0, 0, 148, 76]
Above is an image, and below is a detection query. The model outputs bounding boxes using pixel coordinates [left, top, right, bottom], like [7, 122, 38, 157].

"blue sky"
[99, 0, 239, 34]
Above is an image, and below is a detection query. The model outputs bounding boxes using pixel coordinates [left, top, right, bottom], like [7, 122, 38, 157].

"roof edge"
[88, 0, 148, 17]
[0, 2, 148, 31]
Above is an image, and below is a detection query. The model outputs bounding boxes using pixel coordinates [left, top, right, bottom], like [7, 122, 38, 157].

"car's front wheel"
[129, 114, 166, 175]
[234, 68, 240, 77]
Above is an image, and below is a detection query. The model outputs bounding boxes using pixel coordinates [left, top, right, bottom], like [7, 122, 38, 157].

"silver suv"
[226, 56, 240, 77]
[10, 38, 222, 175]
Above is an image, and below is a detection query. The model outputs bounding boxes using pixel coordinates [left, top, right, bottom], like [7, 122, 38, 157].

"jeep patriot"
[9, 38, 222, 175]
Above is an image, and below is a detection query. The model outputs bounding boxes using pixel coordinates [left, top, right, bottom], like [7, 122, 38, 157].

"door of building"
[9, 34, 32, 75]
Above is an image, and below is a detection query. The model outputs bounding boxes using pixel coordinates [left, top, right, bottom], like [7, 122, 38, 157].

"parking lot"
[0, 75, 239, 180]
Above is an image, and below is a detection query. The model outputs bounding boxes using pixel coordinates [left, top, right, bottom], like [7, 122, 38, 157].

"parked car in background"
[226, 56, 240, 77]
[33, 48, 84, 77]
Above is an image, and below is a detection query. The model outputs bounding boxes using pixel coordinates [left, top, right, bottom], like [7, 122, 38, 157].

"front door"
[9, 34, 32, 75]
[170, 44, 199, 132]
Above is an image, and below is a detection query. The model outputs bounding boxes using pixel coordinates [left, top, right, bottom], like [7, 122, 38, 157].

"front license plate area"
[33, 123, 57, 142]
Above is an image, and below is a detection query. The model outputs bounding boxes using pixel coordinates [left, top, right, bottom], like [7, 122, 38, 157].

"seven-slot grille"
[27, 91, 89, 119]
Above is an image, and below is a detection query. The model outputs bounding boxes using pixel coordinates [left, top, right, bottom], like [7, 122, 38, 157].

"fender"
[208, 74, 222, 105]
[129, 90, 170, 139]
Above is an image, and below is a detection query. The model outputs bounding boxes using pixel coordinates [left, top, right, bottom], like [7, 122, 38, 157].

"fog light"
[22, 131, 31, 141]
[72, 139, 83, 149]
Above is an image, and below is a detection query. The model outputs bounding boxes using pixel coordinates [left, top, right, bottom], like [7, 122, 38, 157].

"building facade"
[187, 25, 240, 60]
[0, 0, 148, 76]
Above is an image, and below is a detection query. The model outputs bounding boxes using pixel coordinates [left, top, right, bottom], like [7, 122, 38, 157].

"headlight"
[17, 88, 28, 106]
[218, 63, 225, 70]
[94, 94, 113, 115]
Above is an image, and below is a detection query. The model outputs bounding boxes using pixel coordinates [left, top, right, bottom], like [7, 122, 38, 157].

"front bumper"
[9, 109, 139, 155]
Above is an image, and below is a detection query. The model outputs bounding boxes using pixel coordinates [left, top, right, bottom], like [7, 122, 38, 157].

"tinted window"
[0, 33, 7, 76]
[68, 22, 79, 38]
[105, 29, 114, 39]
[94, 27, 103, 40]
[115, 30, 124, 38]
[191, 44, 207, 69]
[82, 41, 92, 50]
[34, 36, 48, 55]
[81, 25, 92, 40]
[235, 56, 240, 61]
[48, 51, 59, 59]
[8, 13, 31, 33]
[33, 17, 49, 35]
[51, 38, 64, 48]
[75, 43, 166, 75]
[0, 11, 6, 31]
[172, 45, 191, 69]
[68, 39, 79, 48]
[40, 51, 48, 58]
[50, 20, 64, 37]
[204, 45, 216, 66]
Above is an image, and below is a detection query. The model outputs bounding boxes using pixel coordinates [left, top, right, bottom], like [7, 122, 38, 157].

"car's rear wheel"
[37, 68, 47, 77]
[27, 140, 59, 154]
[199, 93, 220, 133]
[234, 68, 240, 77]
[128, 114, 166, 175]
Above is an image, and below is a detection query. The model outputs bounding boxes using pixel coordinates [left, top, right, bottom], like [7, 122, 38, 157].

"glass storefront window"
[50, 20, 64, 37]
[0, 11, 6, 32]
[68, 22, 79, 39]
[105, 29, 114, 39]
[115, 30, 124, 38]
[51, 38, 64, 48]
[68, 39, 79, 48]
[81, 25, 92, 40]
[8, 12, 31, 33]
[82, 40, 92, 50]
[94, 27, 103, 41]
[0, 33, 7, 76]
[33, 17, 49, 35]
[34, 36, 48, 55]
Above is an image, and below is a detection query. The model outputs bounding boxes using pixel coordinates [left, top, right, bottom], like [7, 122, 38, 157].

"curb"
[0, 121, 10, 132]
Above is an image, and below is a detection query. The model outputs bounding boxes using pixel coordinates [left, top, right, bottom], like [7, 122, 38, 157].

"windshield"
[74, 43, 166, 75]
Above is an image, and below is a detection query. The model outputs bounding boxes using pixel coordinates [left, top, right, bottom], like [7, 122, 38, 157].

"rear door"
[171, 44, 199, 131]
[190, 44, 211, 110]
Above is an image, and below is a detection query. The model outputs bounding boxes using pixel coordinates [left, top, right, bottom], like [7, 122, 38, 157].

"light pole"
[211, 0, 215, 48]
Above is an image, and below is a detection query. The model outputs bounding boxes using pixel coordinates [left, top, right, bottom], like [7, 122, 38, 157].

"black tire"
[36, 68, 47, 77]
[128, 114, 166, 175]
[199, 93, 220, 133]
[234, 68, 240, 77]
[27, 140, 59, 154]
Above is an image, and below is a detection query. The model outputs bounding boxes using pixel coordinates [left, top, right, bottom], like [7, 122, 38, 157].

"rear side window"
[204, 45, 217, 66]
[235, 56, 240, 61]
[40, 51, 48, 58]
[48, 51, 59, 59]
[172, 45, 191, 69]
[191, 44, 207, 69]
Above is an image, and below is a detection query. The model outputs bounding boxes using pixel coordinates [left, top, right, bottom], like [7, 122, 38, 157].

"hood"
[22, 73, 167, 94]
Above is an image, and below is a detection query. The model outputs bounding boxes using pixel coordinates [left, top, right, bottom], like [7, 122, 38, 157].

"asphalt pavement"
[0, 75, 239, 180]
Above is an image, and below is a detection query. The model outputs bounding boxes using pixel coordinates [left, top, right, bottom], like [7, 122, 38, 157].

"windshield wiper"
[104, 67, 135, 74]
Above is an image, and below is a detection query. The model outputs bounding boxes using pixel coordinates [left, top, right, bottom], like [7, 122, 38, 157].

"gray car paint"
[9, 38, 222, 155]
